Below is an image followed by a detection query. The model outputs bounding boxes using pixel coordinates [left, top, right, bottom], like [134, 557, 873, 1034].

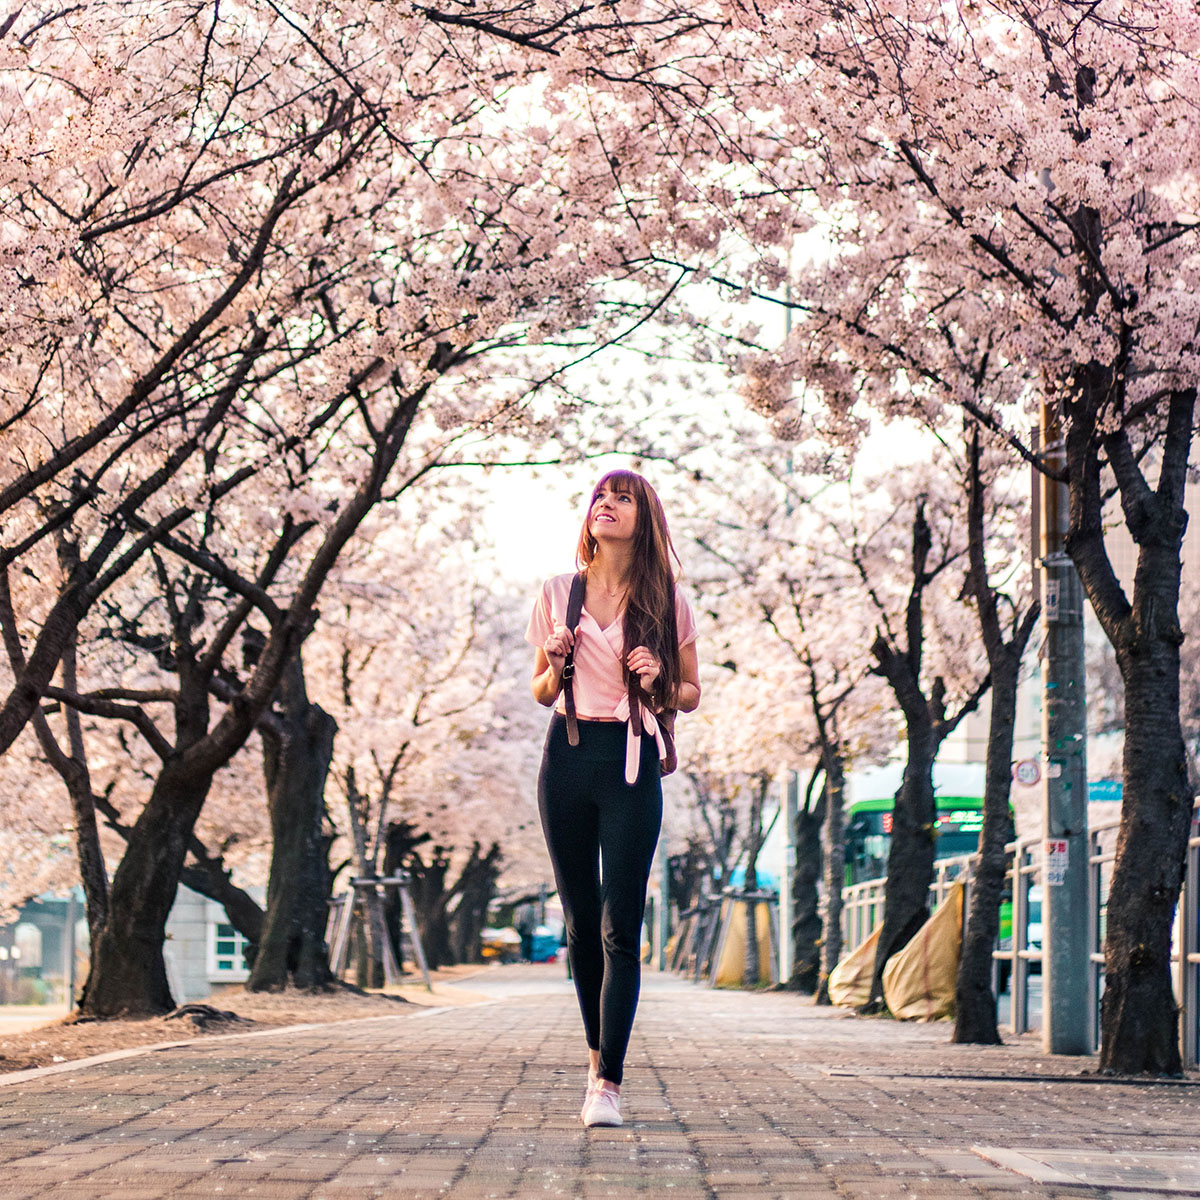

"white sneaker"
[582, 1084, 622, 1128]
[580, 1078, 598, 1123]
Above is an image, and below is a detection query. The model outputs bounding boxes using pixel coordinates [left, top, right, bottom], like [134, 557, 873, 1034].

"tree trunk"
[248, 650, 337, 992]
[342, 766, 391, 988]
[1063, 385, 1194, 1073]
[55, 573, 109, 944]
[789, 780, 824, 993]
[449, 842, 502, 963]
[742, 777, 767, 986]
[1099, 640, 1191, 1073]
[360, 885, 401, 988]
[954, 666, 1019, 1043]
[353, 919, 372, 988]
[66, 770, 111, 945]
[867, 716, 938, 1008]
[865, 501, 966, 1010]
[667, 840, 707, 918]
[382, 819, 430, 968]
[79, 761, 213, 1016]
[816, 748, 846, 1005]
[954, 426, 1039, 1042]
[0, 594, 110, 948]
[405, 846, 453, 970]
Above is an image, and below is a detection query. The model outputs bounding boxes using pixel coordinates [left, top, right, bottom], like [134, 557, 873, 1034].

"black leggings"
[537, 714, 662, 1086]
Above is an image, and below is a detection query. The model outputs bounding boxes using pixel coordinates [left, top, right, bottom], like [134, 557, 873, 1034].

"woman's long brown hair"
[575, 470, 682, 712]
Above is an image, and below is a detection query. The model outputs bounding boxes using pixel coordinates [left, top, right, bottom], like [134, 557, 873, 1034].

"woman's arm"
[627, 639, 701, 712]
[675, 640, 701, 713]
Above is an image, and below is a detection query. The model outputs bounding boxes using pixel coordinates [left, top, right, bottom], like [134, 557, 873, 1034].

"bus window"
[843, 797, 996, 884]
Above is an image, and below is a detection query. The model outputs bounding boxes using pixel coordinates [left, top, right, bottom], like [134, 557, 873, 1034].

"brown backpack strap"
[625, 581, 681, 778]
[562, 571, 587, 746]
[627, 677, 678, 777]
[657, 708, 678, 776]
[627, 676, 644, 737]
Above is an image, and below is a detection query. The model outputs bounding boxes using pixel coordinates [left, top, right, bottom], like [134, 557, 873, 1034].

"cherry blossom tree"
[750, 563, 893, 1001]
[312, 521, 546, 977]
[706, 0, 1200, 1072]
[0, 488, 550, 996]
[953, 429, 1040, 1044]
[686, 406, 1035, 1021]
[825, 465, 990, 1008]
[0, 634, 275, 948]
[0, 4, 376, 757]
[0, 0, 779, 756]
[682, 438, 893, 993]
[0, 0, 792, 1014]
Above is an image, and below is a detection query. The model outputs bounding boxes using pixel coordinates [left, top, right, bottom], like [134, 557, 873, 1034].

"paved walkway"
[0, 964, 1197, 1199]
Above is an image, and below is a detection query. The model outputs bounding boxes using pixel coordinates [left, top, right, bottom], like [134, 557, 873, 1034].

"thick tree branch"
[42, 686, 173, 762]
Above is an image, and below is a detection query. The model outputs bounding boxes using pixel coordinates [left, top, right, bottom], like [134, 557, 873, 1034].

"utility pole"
[778, 770, 798, 983]
[1038, 405, 1092, 1054]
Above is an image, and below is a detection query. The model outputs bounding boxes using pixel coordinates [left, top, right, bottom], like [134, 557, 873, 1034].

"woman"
[526, 470, 701, 1128]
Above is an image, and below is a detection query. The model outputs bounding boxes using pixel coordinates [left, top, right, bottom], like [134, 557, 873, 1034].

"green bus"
[843, 763, 993, 885]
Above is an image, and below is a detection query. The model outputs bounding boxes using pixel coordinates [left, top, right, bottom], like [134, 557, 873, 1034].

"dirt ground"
[0, 965, 488, 1076]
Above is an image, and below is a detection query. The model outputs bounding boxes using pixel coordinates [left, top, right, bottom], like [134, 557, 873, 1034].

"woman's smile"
[590, 488, 636, 535]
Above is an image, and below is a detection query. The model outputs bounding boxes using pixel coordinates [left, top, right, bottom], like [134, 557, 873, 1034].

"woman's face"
[589, 482, 639, 544]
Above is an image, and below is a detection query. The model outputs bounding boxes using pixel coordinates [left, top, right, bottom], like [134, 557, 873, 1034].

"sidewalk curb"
[0, 1010, 450, 1090]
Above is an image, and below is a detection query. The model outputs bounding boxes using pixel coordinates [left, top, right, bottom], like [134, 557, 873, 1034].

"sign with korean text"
[1045, 839, 1069, 886]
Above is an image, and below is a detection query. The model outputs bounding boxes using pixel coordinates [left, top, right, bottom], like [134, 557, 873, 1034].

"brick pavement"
[0, 964, 1196, 1199]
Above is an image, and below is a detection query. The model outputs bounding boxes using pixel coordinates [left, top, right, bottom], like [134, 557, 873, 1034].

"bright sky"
[486, 470, 585, 585]
[483, 450, 720, 590]
[475, 257, 946, 594]
[481, 411, 940, 593]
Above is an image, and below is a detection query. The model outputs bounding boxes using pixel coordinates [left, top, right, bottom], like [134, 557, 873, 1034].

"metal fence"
[839, 800, 1200, 1067]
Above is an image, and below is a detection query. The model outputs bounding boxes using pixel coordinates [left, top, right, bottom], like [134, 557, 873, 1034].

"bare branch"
[42, 686, 173, 761]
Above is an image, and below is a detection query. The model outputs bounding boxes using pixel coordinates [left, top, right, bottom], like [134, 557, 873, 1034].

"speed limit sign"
[1013, 759, 1041, 786]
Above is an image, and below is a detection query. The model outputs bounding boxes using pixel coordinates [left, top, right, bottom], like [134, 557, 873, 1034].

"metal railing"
[839, 800, 1200, 1066]
[842, 855, 970, 951]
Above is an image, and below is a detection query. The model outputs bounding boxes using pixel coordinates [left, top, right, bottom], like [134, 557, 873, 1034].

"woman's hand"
[532, 626, 574, 708]
[543, 623, 574, 672]
[626, 645, 660, 691]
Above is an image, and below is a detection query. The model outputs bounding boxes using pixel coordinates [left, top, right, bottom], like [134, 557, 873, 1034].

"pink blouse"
[526, 572, 698, 782]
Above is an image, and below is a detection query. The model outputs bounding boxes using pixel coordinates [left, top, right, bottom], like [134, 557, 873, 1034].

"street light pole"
[1039, 404, 1092, 1054]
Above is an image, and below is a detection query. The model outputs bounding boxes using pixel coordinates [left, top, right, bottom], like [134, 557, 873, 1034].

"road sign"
[1013, 759, 1041, 786]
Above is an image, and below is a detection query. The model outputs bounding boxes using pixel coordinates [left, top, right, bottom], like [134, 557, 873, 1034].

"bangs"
[594, 471, 639, 498]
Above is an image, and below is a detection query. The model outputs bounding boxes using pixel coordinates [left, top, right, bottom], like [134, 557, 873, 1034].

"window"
[206, 920, 251, 982]
[14, 922, 42, 969]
